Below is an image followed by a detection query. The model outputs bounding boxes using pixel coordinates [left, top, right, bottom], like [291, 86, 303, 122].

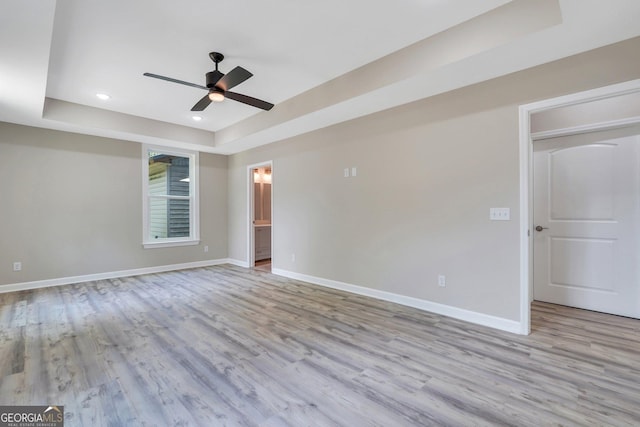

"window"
[142, 145, 199, 248]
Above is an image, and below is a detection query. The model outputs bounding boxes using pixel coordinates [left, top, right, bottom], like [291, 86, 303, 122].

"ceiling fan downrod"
[206, 52, 225, 89]
[209, 52, 224, 69]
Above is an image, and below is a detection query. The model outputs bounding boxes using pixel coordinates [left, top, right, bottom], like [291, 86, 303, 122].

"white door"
[533, 134, 640, 318]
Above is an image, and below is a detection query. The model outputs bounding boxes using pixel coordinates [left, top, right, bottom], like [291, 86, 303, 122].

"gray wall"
[2, 37, 639, 324]
[0, 123, 228, 286]
[228, 37, 640, 322]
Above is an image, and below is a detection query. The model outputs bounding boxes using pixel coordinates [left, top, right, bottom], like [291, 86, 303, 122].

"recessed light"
[96, 93, 110, 100]
[192, 116, 202, 121]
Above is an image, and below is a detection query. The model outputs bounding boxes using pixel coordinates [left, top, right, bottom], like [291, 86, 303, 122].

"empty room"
[1, 0, 640, 425]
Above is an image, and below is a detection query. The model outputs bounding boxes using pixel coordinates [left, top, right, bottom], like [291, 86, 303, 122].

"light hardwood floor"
[1, 265, 639, 426]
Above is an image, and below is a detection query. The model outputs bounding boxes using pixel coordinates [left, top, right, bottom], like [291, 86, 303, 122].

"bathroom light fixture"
[96, 93, 110, 100]
[253, 169, 272, 184]
[192, 116, 202, 121]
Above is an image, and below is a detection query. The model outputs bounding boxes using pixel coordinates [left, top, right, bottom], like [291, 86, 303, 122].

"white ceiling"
[2, 0, 640, 154]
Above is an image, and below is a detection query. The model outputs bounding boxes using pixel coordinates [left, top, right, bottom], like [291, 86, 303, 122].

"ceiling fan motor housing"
[206, 70, 224, 88]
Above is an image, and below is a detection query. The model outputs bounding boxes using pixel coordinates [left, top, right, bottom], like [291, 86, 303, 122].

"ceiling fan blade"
[191, 94, 212, 111]
[216, 66, 252, 91]
[225, 91, 274, 111]
[143, 72, 207, 90]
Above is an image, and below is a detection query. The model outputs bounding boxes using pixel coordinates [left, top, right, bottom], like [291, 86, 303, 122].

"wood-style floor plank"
[1, 264, 639, 426]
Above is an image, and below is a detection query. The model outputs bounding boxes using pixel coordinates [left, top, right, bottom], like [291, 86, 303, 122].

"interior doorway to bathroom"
[249, 162, 272, 271]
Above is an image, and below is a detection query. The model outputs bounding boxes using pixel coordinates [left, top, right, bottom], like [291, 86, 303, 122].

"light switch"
[490, 208, 510, 221]
[344, 168, 350, 178]
[351, 167, 357, 177]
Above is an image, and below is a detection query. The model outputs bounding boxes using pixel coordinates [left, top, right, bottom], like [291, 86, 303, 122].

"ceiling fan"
[143, 52, 274, 112]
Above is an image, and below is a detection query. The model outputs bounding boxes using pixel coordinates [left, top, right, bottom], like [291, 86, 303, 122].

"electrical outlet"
[438, 275, 446, 287]
[13, 262, 22, 272]
[204, 245, 209, 253]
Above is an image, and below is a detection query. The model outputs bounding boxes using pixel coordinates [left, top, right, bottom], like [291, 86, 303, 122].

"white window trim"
[142, 144, 200, 249]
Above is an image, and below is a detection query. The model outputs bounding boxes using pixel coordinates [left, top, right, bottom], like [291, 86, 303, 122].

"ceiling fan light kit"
[208, 89, 224, 102]
[143, 51, 274, 112]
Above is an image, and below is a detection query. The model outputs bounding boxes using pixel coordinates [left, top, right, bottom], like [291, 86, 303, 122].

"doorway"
[519, 79, 640, 334]
[248, 162, 273, 270]
[532, 134, 640, 318]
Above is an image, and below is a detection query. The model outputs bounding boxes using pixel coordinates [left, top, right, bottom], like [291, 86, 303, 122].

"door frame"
[518, 79, 640, 334]
[247, 160, 273, 267]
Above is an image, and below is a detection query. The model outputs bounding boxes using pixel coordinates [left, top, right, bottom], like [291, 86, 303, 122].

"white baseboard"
[272, 268, 523, 335]
[0, 258, 233, 294]
[225, 258, 251, 268]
